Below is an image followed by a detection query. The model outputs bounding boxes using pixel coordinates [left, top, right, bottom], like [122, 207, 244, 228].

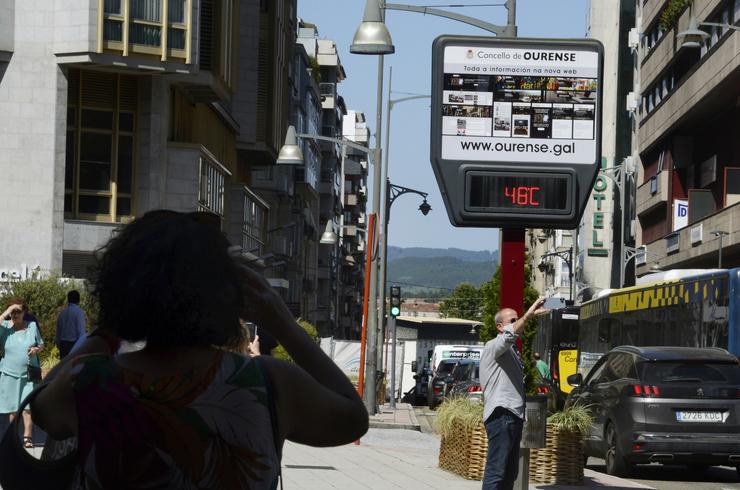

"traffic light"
[390, 286, 401, 317]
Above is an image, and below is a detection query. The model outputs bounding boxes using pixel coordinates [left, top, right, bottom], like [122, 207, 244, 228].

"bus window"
[598, 320, 610, 344]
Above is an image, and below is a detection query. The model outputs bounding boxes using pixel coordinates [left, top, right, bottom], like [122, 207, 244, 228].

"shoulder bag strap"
[254, 356, 283, 490]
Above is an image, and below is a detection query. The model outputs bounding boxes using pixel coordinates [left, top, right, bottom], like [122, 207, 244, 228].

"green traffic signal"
[390, 285, 401, 317]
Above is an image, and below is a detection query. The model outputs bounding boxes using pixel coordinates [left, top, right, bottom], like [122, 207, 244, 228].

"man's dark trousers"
[482, 407, 523, 490]
[58, 340, 76, 358]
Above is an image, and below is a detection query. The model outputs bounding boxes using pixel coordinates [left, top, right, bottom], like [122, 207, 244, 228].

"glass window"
[131, 0, 162, 22]
[66, 69, 137, 220]
[79, 195, 111, 214]
[734, 0, 740, 24]
[82, 109, 113, 130]
[104, 0, 122, 14]
[640, 362, 740, 384]
[242, 188, 268, 256]
[117, 135, 134, 194]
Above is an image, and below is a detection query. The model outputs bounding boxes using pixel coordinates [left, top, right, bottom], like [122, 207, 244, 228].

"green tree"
[478, 258, 540, 394]
[439, 283, 483, 320]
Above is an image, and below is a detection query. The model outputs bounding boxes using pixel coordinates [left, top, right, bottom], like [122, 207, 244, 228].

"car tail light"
[536, 386, 551, 394]
[434, 387, 441, 395]
[632, 443, 642, 452]
[468, 386, 482, 392]
[632, 384, 660, 397]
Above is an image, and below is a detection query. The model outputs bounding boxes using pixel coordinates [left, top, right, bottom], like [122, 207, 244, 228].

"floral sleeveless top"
[68, 351, 280, 489]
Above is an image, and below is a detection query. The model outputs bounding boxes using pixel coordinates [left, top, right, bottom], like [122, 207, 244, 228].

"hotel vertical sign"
[430, 36, 604, 228]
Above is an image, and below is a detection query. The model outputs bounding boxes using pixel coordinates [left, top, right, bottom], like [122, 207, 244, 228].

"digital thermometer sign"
[430, 36, 603, 228]
[466, 171, 571, 214]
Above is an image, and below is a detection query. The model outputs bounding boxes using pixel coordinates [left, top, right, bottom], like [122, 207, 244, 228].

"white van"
[430, 344, 483, 376]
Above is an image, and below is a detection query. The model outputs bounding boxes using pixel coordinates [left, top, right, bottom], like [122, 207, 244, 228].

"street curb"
[367, 421, 421, 431]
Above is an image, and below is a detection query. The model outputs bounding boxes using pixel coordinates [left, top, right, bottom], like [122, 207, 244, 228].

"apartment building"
[527, 1, 636, 302]
[0, 0, 293, 287]
[632, 0, 740, 274]
[573, 0, 636, 299]
[340, 110, 369, 339]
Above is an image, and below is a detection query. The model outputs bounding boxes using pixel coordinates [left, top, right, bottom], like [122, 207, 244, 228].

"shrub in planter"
[529, 404, 593, 485]
[436, 397, 487, 480]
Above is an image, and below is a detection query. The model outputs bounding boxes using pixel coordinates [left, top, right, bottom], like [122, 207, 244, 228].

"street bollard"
[514, 395, 548, 490]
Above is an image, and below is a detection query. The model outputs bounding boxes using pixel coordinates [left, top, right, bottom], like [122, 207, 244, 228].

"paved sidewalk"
[368, 403, 421, 431]
[282, 428, 653, 489]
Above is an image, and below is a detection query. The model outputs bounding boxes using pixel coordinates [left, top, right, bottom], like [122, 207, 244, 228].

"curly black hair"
[92, 210, 244, 347]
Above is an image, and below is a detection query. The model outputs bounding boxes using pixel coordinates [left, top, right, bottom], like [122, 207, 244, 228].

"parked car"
[427, 359, 459, 409]
[446, 359, 481, 399]
[566, 346, 740, 477]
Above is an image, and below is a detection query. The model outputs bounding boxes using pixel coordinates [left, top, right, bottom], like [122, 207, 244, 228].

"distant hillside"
[385, 247, 498, 297]
[387, 246, 497, 263]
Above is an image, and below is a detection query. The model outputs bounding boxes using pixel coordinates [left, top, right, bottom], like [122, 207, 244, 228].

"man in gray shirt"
[480, 297, 545, 489]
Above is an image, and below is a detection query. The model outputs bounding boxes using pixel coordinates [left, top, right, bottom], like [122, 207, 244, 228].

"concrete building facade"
[0, 1, 368, 344]
[632, 0, 740, 275]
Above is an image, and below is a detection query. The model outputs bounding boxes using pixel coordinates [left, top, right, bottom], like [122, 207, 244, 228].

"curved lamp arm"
[384, 3, 514, 36]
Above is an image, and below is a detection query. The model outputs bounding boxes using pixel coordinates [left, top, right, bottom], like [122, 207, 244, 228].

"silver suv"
[566, 346, 740, 476]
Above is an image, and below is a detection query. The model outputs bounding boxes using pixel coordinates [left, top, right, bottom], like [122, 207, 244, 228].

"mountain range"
[385, 246, 498, 297]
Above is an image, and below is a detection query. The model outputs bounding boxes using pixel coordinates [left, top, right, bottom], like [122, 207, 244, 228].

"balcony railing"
[99, 0, 191, 63]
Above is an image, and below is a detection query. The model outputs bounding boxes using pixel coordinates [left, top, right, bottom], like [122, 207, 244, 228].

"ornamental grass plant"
[547, 403, 593, 434]
[435, 396, 484, 439]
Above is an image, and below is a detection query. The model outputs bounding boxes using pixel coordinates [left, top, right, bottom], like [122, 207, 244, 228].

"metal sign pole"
[389, 314, 397, 408]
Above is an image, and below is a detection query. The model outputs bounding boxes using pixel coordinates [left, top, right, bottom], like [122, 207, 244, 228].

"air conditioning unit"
[628, 28, 639, 49]
[626, 91, 639, 112]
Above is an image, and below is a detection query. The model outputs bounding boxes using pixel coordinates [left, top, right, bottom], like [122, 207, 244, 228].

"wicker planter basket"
[529, 423, 585, 485]
[438, 419, 488, 480]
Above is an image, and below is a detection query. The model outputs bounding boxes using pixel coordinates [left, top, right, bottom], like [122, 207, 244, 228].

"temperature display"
[504, 186, 541, 206]
[466, 172, 570, 213]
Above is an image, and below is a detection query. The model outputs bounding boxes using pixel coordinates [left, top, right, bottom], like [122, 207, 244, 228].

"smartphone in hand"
[543, 297, 566, 310]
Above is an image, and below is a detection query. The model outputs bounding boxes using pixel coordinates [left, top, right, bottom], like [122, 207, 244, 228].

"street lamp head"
[677, 14, 710, 49]
[277, 126, 304, 165]
[350, 0, 395, 55]
[320, 220, 338, 245]
[710, 230, 729, 237]
[418, 199, 432, 216]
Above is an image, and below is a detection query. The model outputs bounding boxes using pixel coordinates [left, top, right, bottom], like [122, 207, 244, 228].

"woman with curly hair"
[32, 210, 367, 489]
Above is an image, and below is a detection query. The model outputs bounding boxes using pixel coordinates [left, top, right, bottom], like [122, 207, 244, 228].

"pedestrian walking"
[31, 210, 367, 489]
[0, 298, 44, 448]
[55, 290, 86, 358]
[534, 352, 550, 381]
[480, 297, 546, 490]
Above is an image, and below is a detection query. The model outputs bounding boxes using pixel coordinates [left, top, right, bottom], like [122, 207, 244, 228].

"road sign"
[430, 36, 604, 228]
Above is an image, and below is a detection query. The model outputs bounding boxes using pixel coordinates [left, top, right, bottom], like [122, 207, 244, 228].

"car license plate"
[675, 411, 726, 423]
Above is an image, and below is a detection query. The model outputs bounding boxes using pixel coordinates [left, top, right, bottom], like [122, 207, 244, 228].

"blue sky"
[296, 0, 590, 252]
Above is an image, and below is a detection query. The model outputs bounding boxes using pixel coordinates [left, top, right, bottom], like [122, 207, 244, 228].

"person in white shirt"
[480, 297, 545, 490]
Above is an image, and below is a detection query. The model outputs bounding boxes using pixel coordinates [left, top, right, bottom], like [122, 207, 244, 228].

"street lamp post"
[351, 0, 518, 414]
[383, 180, 430, 409]
[278, 127, 380, 408]
[598, 160, 635, 288]
[538, 249, 574, 301]
[710, 230, 729, 268]
[377, 66, 431, 375]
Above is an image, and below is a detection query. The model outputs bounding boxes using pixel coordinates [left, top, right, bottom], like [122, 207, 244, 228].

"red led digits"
[504, 186, 541, 207]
